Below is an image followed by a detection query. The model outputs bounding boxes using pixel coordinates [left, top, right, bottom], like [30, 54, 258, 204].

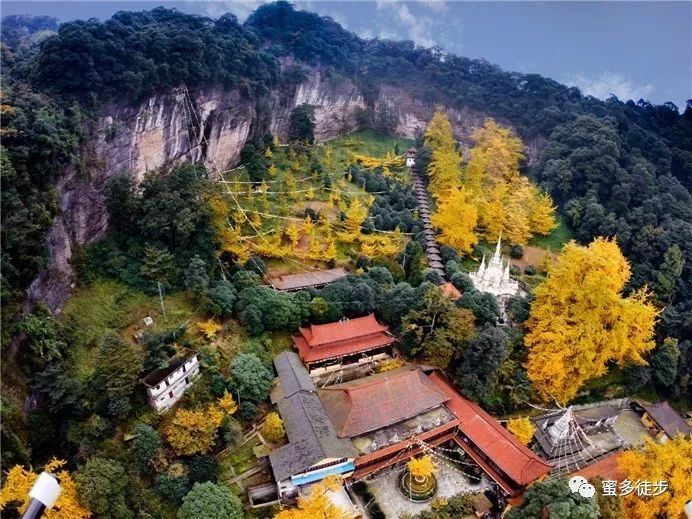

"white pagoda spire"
[549, 407, 573, 441]
[468, 235, 519, 298]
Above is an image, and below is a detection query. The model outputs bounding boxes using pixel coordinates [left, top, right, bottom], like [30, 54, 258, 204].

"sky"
[3, 1, 690, 108]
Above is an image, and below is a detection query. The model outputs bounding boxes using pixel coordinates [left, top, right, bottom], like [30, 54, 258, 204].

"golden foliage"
[407, 455, 435, 479]
[431, 187, 478, 254]
[274, 476, 349, 519]
[525, 238, 658, 403]
[285, 223, 301, 248]
[217, 391, 238, 415]
[617, 435, 692, 519]
[339, 198, 369, 242]
[506, 417, 535, 445]
[262, 412, 286, 443]
[196, 318, 223, 340]
[424, 110, 462, 196]
[165, 404, 224, 456]
[0, 459, 91, 518]
[422, 114, 556, 247]
[208, 196, 250, 262]
[375, 357, 406, 373]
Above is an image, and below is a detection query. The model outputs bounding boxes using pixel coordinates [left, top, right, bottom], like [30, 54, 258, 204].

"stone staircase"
[411, 164, 446, 279]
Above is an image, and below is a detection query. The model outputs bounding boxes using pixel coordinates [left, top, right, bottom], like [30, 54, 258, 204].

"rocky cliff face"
[28, 67, 544, 312]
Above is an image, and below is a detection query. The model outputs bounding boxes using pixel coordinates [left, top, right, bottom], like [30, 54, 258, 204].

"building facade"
[142, 355, 200, 412]
[292, 314, 396, 375]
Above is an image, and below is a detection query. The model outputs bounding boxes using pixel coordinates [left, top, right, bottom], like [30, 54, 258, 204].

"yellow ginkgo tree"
[0, 459, 90, 518]
[525, 238, 658, 403]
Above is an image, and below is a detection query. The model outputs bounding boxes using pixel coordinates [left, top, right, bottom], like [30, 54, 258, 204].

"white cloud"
[376, 1, 440, 48]
[566, 72, 654, 102]
[189, 0, 266, 21]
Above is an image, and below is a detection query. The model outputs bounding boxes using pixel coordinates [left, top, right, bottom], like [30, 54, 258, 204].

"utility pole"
[157, 282, 166, 317]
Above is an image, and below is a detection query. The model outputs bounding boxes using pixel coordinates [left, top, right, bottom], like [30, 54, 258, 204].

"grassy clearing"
[60, 279, 201, 380]
[529, 215, 574, 252]
[219, 436, 263, 480]
[326, 128, 413, 158]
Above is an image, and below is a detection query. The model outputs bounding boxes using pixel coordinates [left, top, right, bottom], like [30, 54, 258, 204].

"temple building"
[531, 400, 653, 476]
[292, 314, 396, 375]
[469, 237, 519, 298]
[267, 351, 552, 501]
[270, 267, 348, 292]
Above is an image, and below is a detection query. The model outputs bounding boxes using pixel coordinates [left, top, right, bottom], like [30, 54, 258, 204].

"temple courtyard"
[363, 460, 491, 518]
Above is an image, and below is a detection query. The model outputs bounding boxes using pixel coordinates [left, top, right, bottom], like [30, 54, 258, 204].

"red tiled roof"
[429, 372, 552, 487]
[319, 368, 451, 438]
[299, 314, 389, 346]
[573, 452, 625, 482]
[293, 314, 395, 364]
[295, 333, 394, 363]
[440, 282, 461, 299]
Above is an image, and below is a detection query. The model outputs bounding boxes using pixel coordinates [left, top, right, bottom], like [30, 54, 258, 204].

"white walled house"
[405, 147, 416, 167]
[142, 354, 200, 412]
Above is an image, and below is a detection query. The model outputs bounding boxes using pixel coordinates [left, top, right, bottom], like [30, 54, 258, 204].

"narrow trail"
[410, 162, 446, 279]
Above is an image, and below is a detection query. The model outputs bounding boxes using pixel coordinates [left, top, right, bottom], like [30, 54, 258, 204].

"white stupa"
[469, 236, 520, 297]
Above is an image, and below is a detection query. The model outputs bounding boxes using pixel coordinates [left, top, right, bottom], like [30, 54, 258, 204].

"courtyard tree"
[525, 238, 657, 403]
[507, 417, 535, 445]
[407, 455, 435, 479]
[506, 477, 599, 519]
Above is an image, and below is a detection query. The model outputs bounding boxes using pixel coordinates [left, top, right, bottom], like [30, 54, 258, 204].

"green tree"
[133, 424, 162, 474]
[140, 245, 175, 289]
[230, 353, 273, 402]
[207, 281, 236, 316]
[288, 104, 315, 143]
[592, 478, 624, 519]
[17, 303, 66, 362]
[75, 457, 132, 519]
[506, 478, 599, 519]
[455, 325, 508, 402]
[95, 332, 144, 401]
[177, 482, 243, 519]
[653, 244, 684, 304]
[401, 285, 476, 367]
[650, 337, 680, 387]
[184, 255, 209, 295]
[457, 289, 501, 326]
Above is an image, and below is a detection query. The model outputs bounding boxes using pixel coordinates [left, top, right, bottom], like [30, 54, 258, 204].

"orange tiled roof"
[428, 372, 553, 487]
[293, 314, 394, 364]
[440, 282, 461, 299]
[319, 368, 450, 437]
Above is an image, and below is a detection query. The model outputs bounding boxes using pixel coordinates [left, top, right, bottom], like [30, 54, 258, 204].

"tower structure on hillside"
[469, 236, 519, 297]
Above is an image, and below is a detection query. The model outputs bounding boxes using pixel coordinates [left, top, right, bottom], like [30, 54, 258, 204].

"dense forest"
[1, 2, 691, 518]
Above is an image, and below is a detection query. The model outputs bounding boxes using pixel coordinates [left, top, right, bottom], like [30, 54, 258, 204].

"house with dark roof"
[639, 401, 691, 442]
[269, 352, 358, 498]
[292, 314, 396, 374]
[142, 354, 200, 412]
[269, 267, 348, 292]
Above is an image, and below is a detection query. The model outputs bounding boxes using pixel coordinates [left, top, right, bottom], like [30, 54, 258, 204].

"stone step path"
[411, 164, 446, 279]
